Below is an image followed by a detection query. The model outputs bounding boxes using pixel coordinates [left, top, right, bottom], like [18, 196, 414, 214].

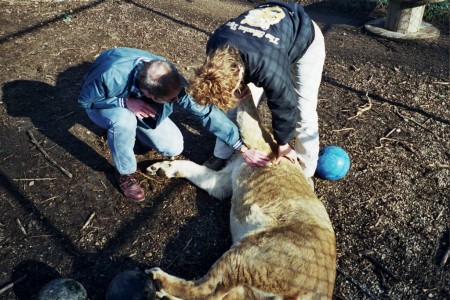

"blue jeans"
[86, 107, 183, 174]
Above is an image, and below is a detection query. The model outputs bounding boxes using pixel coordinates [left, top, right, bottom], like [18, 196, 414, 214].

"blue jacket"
[78, 47, 242, 149]
[207, 1, 314, 145]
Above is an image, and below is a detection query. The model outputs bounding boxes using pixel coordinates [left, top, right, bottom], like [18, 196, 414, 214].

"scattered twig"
[99, 180, 107, 189]
[0, 274, 27, 295]
[427, 163, 450, 169]
[136, 170, 153, 180]
[16, 218, 27, 236]
[348, 92, 373, 120]
[362, 253, 398, 282]
[165, 237, 193, 270]
[376, 137, 421, 157]
[54, 111, 75, 122]
[435, 207, 445, 221]
[40, 196, 58, 203]
[349, 64, 360, 71]
[394, 109, 438, 138]
[2, 154, 14, 162]
[13, 178, 56, 181]
[384, 128, 397, 138]
[29, 235, 53, 238]
[337, 267, 379, 300]
[145, 232, 158, 244]
[136, 170, 164, 183]
[370, 214, 384, 228]
[26, 130, 73, 178]
[332, 293, 346, 300]
[439, 229, 450, 268]
[81, 212, 96, 230]
[331, 127, 355, 133]
[432, 81, 448, 85]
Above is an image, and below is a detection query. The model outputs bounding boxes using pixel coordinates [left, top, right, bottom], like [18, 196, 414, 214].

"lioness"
[146, 96, 336, 299]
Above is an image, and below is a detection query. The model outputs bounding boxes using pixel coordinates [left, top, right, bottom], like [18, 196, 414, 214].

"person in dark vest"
[189, 1, 325, 186]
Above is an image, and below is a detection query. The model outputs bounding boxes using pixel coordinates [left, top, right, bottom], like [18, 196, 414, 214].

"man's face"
[142, 89, 180, 104]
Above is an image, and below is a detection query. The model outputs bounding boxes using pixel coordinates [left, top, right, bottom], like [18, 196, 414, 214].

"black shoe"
[202, 156, 227, 171]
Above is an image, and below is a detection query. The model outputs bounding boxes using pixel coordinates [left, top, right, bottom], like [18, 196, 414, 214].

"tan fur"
[146, 97, 336, 299]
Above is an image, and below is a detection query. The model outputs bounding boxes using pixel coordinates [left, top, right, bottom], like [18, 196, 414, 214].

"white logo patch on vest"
[225, 6, 285, 45]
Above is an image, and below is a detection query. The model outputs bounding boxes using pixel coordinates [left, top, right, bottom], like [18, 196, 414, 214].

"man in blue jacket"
[78, 47, 268, 202]
[188, 2, 325, 185]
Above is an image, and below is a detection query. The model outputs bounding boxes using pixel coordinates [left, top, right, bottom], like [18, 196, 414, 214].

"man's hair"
[139, 60, 187, 98]
[187, 45, 243, 111]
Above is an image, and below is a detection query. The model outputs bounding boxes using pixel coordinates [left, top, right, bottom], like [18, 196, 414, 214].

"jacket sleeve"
[78, 69, 127, 109]
[177, 90, 243, 150]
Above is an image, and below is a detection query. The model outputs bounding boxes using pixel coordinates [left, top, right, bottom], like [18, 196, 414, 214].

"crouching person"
[78, 47, 264, 202]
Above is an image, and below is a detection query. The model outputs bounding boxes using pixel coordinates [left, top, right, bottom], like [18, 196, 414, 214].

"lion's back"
[228, 159, 336, 298]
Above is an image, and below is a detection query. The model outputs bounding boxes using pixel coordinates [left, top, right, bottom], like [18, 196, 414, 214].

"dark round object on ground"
[35, 278, 87, 300]
[106, 270, 156, 300]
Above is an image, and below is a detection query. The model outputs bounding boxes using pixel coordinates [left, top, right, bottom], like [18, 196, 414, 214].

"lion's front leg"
[147, 160, 188, 178]
[146, 160, 232, 200]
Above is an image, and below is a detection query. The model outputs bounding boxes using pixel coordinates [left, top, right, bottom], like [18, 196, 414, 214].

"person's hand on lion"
[275, 144, 297, 164]
[241, 146, 272, 167]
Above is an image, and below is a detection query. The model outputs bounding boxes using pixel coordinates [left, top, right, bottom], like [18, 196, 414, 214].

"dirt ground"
[0, 0, 448, 299]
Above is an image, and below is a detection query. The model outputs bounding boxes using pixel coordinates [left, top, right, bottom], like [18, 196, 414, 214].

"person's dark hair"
[138, 60, 187, 98]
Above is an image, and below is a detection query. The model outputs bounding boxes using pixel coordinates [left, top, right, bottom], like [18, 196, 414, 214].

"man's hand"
[275, 144, 297, 164]
[126, 97, 157, 119]
[241, 146, 272, 167]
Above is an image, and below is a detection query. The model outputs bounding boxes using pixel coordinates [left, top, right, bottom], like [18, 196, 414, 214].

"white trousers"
[214, 21, 325, 177]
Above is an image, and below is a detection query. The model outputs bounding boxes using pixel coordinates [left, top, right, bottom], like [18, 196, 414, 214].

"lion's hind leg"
[148, 246, 263, 300]
[148, 267, 230, 300]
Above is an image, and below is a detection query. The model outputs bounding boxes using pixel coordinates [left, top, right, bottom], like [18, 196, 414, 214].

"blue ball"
[316, 146, 350, 180]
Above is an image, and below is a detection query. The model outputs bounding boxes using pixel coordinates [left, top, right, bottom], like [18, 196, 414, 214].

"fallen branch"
[337, 267, 379, 300]
[0, 275, 27, 295]
[348, 92, 372, 120]
[26, 130, 73, 178]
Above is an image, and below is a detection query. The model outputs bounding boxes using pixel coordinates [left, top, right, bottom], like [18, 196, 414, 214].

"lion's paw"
[146, 161, 182, 178]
